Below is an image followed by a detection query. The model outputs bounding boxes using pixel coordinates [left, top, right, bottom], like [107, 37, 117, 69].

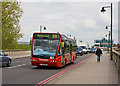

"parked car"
[87, 48, 91, 53]
[0, 50, 12, 67]
[80, 46, 88, 54]
[82, 48, 88, 54]
[101, 48, 103, 51]
[90, 48, 96, 53]
[76, 47, 83, 56]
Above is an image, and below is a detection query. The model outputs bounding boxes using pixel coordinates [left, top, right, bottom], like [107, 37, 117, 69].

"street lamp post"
[108, 31, 110, 53]
[40, 25, 46, 33]
[105, 31, 110, 53]
[101, 3, 113, 60]
[40, 25, 42, 32]
[105, 26, 111, 53]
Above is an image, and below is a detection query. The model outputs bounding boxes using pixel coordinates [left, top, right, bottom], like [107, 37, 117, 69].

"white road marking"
[8, 64, 26, 69]
[16, 61, 20, 63]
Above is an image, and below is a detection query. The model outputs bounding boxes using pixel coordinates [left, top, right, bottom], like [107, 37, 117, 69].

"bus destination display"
[33, 33, 60, 40]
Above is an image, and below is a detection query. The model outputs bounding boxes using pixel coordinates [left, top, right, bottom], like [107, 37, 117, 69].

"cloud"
[20, 0, 119, 2]
[100, 12, 111, 24]
[83, 19, 97, 29]
[19, 2, 118, 46]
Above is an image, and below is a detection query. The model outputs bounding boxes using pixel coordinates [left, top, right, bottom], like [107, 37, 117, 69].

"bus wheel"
[37, 66, 40, 68]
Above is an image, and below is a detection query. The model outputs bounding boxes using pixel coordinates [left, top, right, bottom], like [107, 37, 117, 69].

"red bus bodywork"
[31, 33, 76, 67]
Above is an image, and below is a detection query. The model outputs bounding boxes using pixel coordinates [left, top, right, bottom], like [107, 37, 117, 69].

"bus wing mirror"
[61, 42, 64, 48]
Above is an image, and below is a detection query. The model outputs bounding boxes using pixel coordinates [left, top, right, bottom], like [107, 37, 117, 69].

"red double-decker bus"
[31, 32, 77, 68]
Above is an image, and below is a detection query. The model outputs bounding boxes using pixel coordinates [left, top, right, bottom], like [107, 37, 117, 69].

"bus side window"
[65, 40, 70, 54]
[61, 40, 65, 54]
[58, 41, 64, 58]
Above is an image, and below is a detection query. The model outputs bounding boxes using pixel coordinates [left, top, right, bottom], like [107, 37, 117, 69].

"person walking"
[95, 46, 102, 63]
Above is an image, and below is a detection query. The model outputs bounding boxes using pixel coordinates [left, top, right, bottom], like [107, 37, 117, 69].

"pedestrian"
[95, 46, 102, 63]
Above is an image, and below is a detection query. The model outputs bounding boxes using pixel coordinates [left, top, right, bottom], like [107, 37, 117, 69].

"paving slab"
[50, 51, 118, 84]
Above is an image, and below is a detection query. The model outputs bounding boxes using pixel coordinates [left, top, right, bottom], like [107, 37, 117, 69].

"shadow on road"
[32, 62, 75, 70]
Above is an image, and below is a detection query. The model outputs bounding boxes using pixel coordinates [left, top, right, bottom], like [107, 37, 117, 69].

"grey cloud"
[19, 2, 118, 46]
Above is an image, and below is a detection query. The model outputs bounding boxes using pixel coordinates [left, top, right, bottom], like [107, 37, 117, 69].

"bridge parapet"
[112, 49, 120, 85]
[113, 49, 120, 73]
[3, 50, 31, 59]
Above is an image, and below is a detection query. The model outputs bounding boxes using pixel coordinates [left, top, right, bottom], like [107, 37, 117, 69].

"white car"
[83, 48, 88, 54]
[87, 48, 91, 53]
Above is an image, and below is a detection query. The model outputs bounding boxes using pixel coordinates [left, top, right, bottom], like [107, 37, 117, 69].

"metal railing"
[112, 49, 120, 85]
[112, 49, 120, 73]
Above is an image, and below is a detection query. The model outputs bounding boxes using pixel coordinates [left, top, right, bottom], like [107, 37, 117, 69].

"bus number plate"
[40, 64, 47, 66]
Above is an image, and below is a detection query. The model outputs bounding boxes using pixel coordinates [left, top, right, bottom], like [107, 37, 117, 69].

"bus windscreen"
[32, 33, 60, 59]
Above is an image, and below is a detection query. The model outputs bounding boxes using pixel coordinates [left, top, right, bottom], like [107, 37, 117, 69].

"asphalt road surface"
[2, 53, 94, 86]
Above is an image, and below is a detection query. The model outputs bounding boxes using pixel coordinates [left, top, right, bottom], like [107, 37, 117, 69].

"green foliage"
[29, 38, 32, 45]
[0, 15, 1, 49]
[1, 1, 23, 49]
[0, 2, 2, 50]
[3, 44, 31, 50]
[15, 44, 31, 50]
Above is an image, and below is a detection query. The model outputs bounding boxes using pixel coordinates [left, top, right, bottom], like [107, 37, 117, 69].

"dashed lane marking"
[8, 64, 26, 69]
[16, 61, 20, 63]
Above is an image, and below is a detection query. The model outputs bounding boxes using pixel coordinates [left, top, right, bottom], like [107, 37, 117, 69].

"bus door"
[69, 41, 72, 62]
[60, 41, 65, 66]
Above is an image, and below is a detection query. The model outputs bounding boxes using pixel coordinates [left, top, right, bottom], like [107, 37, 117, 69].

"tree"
[29, 38, 32, 45]
[1, 1, 23, 49]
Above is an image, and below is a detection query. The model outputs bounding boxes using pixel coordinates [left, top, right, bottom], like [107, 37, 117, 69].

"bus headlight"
[32, 58, 37, 61]
[33, 59, 37, 61]
[50, 60, 57, 62]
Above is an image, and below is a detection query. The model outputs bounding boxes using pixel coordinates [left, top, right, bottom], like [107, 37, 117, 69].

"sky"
[118, 2, 120, 44]
[19, 1, 119, 46]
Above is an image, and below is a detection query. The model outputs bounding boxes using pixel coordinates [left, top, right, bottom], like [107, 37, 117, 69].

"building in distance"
[94, 38, 113, 48]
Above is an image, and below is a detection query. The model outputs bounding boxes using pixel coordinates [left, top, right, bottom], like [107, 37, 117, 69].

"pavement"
[50, 51, 118, 84]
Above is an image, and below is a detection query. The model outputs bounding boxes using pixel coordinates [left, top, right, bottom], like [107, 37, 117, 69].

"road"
[2, 53, 94, 85]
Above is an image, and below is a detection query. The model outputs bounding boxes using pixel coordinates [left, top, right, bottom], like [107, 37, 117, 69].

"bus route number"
[52, 34, 57, 38]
